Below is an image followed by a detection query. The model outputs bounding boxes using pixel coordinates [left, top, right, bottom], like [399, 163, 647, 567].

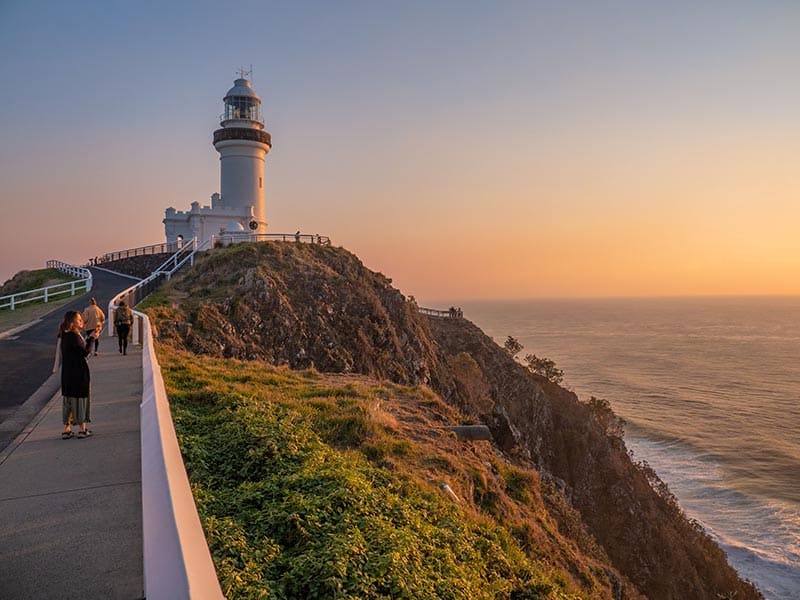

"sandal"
[77, 430, 92, 438]
[61, 431, 74, 439]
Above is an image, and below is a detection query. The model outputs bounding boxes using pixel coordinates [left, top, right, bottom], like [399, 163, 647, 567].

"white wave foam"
[627, 435, 800, 600]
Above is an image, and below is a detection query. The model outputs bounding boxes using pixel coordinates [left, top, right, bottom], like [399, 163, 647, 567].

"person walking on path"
[82, 297, 105, 356]
[59, 310, 94, 439]
[114, 300, 133, 355]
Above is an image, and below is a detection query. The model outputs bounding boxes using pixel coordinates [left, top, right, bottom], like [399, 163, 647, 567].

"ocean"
[458, 296, 800, 600]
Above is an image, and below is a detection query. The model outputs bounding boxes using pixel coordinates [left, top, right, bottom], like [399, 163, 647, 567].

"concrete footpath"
[0, 347, 144, 599]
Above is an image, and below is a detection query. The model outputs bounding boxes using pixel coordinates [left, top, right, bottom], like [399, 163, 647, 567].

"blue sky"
[2, 1, 799, 298]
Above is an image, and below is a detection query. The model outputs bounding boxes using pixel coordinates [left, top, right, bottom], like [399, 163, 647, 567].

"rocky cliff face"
[430, 318, 761, 600]
[146, 242, 762, 600]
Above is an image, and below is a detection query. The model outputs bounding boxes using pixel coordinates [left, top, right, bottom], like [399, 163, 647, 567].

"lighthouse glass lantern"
[222, 80, 263, 123]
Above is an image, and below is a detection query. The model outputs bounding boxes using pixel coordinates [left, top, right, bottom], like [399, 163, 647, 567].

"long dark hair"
[59, 310, 81, 336]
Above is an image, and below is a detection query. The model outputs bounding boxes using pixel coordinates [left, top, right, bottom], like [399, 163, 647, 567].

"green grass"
[156, 347, 588, 600]
[0, 267, 74, 296]
[0, 268, 86, 333]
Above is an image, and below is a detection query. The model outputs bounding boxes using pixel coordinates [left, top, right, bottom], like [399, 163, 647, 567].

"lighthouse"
[164, 72, 272, 243]
[214, 75, 271, 233]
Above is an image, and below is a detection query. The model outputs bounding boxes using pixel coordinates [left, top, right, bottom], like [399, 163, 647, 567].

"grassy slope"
[0, 268, 74, 296]
[155, 344, 621, 600]
[0, 268, 82, 332]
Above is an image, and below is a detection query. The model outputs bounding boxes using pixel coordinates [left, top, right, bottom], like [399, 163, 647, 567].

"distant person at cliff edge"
[82, 298, 105, 356]
[114, 300, 133, 356]
[59, 310, 94, 439]
[295, 230, 301, 242]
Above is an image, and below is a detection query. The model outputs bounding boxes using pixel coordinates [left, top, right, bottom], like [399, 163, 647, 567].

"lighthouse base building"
[164, 74, 271, 245]
[164, 194, 253, 244]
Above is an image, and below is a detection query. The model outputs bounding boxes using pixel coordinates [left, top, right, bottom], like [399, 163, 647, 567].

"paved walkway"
[0, 347, 144, 599]
[0, 268, 136, 450]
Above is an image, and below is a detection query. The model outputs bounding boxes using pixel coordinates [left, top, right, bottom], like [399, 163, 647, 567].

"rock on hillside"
[146, 242, 763, 600]
[149, 242, 449, 387]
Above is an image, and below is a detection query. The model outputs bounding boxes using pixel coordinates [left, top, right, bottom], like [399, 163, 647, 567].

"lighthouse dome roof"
[224, 78, 260, 101]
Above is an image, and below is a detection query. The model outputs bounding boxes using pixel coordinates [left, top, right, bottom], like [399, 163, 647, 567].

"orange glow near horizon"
[1, 4, 799, 301]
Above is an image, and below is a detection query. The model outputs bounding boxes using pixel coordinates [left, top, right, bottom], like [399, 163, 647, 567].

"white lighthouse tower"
[164, 71, 272, 243]
[214, 72, 271, 233]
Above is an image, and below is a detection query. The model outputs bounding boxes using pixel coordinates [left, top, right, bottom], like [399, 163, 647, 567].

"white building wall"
[216, 140, 267, 232]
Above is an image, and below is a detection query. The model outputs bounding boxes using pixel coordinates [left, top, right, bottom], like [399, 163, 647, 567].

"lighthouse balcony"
[213, 127, 271, 146]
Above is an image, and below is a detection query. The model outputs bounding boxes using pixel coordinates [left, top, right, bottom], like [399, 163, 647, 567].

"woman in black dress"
[59, 310, 96, 439]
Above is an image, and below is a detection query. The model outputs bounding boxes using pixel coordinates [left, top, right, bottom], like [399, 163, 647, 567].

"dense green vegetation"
[158, 347, 590, 600]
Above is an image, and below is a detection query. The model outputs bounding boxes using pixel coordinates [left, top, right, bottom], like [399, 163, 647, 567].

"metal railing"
[0, 262, 92, 311]
[211, 232, 331, 246]
[107, 238, 209, 340]
[90, 241, 184, 265]
[418, 306, 464, 319]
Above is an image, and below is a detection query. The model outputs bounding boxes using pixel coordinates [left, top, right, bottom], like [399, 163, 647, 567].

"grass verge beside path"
[0, 295, 78, 335]
[0, 268, 74, 296]
[0, 268, 85, 334]
[155, 344, 598, 600]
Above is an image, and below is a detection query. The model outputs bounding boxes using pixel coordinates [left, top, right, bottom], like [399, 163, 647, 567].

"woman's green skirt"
[62, 395, 91, 425]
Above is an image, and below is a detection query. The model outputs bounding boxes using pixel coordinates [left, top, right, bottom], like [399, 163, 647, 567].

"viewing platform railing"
[211, 232, 331, 246]
[418, 306, 464, 319]
[90, 241, 184, 265]
[0, 261, 92, 311]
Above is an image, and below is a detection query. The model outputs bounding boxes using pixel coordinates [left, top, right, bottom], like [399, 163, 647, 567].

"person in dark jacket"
[59, 310, 95, 439]
[114, 300, 133, 355]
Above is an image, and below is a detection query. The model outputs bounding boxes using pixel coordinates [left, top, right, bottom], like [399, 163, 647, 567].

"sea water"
[458, 296, 800, 599]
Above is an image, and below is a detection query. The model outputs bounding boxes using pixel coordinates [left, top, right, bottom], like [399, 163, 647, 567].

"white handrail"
[152, 238, 199, 276]
[164, 238, 211, 279]
[0, 262, 92, 311]
[107, 240, 202, 338]
[102, 240, 224, 597]
[139, 309, 225, 599]
[47, 260, 93, 281]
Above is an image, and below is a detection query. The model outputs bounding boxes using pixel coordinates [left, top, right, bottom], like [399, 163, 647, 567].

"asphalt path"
[0, 268, 136, 422]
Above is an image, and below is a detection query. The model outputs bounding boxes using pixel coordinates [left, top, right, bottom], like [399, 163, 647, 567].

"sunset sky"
[1, 2, 798, 301]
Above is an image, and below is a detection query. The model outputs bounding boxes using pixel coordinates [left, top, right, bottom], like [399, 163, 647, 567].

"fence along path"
[91, 241, 184, 265]
[108, 239, 224, 599]
[92, 232, 332, 267]
[0, 261, 92, 311]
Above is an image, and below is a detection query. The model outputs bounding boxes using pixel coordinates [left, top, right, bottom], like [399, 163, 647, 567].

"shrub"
[504, 336, 523, 357]
[524, 354, 564, 385]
